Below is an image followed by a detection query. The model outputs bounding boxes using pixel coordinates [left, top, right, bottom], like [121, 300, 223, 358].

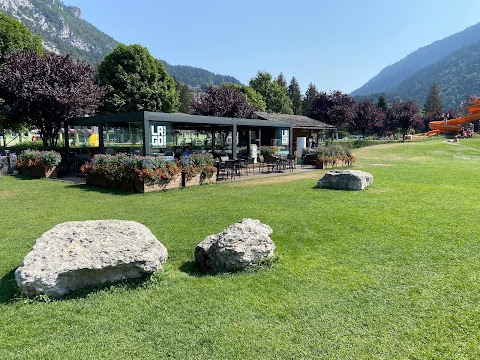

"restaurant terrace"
[65, 112, 293, 160]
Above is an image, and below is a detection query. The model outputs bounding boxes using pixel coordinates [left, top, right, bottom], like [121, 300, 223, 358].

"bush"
[180, 153, 216, 180]
[17, 149, 62, 168]
[259, 146, 275, 156]
[81, 154, 181, 182]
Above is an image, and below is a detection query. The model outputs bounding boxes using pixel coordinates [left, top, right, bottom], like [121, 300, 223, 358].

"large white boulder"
[195, 218, 275, 273]
[316, 169, 373, 190]
[15, 220, 168, 297]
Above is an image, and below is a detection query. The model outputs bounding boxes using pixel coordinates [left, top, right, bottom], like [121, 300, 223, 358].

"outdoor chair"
[265, 155, 278, 173]
[217, 160, 236, 181]
[284, 154, 295, 172]
[246, 157, 255, 174]
[257, 155, 266, 172]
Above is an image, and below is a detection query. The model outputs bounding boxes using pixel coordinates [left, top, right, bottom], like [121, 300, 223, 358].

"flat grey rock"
[15, 220, 168, 297]
[195, 218, 275, 273]
[316, 169, 373, 190]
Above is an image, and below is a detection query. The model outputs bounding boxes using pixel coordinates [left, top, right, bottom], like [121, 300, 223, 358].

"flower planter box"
[183, 173, 201, 187]
[183, 169, 217, 187]
[315, 159, 351, 169]
[85, 175, 134, 191]
[86, 174, 114, 188]
[200, 170, 217, 185]
[134, 175, 182, 193]
[20, 165, 57, 178]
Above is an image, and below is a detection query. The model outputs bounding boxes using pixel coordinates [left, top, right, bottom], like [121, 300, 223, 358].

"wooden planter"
[20, 165, 57, 178]
[183, 173, 201, 187]
[134, 175, 182, 193]
[85, 175, 134, 191]
[315, 159, 351, 169]
[199, 171, 217, 185]
[183, 168, 217, 187]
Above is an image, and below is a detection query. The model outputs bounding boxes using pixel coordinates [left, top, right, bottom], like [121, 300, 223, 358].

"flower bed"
[180, 153, 217, 187]
[81, 154, 181, 193]
[17, 150, 61, 178]
[304, 145, 356, 169]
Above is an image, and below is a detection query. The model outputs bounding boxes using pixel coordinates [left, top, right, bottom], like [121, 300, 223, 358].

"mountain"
[351, 22, 480, 96]
[160, 60, 242, 88]
[0, 0, 243, 86]
[389, 41, 480, 110]
[0, 0, 118, 64]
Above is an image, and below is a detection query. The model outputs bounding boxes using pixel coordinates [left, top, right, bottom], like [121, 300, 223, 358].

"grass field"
[1, 139, 480, 359]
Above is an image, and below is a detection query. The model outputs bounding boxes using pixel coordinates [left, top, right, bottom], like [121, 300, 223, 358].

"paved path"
[55, 165, 322, 185]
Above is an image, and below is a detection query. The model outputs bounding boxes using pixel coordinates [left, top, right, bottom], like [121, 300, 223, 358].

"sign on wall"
[151, 124, 167, 147]
[281, 129, 289, 145]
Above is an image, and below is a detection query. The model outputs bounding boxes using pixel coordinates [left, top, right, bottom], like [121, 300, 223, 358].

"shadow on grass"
[64, 183, 133, 196]
[178, 261, 209, 277]
[11, 174, 41, 181]
[0, 269, 19, 304]
[0, 270, 153, 304]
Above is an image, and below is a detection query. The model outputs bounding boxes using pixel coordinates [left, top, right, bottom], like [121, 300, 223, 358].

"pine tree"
[287, 77, 302, 115]
[302, 83, 318, 115]
[276, 72, 287, 89]
[423, 83, 443, 115]
[377, 95, 389, 111]
[178, 83, 193, 114]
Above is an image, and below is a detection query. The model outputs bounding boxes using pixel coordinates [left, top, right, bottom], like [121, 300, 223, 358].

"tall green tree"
[423, 83, 443, 115]
[0, 12, 43, 63]
[377, 95, 389, 111]
[177, 82, 193, 114]
[249, 71, 293, 114]
[302, 83, 318, 115]
[287, 77, 302, 115]
[276, 72, 287, 89]
[96, 44, 179, 114]
[228, 84, 266, 112]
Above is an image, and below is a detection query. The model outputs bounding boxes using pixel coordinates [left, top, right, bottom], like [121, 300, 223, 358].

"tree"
[178, 82, 193, 114]
[192, 85, 256, 119]
[96, 44, 179, 114]
[351, 99, 385, 138]
[0, 12, 43, 63]
[0, 52, 104, 146]
[377, 95, 389, 111]
[302, 83, 318, 115]
[423, 83, 443, 115]
[228, 84, 266, 112]
[287, 77, 302, 115]
[308, 90, 355, 127]
[387, 100, 421, 138]
[249, 71, 293, 114]
[276, 72, 287, 90]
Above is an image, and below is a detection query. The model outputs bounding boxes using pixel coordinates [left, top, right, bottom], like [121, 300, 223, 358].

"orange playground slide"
[426, 98, 480, 136]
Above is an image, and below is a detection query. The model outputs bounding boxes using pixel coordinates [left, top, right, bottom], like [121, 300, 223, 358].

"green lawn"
[1, 139, 480, 359]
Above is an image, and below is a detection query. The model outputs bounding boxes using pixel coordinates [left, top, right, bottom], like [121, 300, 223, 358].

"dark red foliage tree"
[192, 85, 256, 119]
[351, 99, 385, 138]
[308, 90, 355, 127]
[387, 100, 421, 138]
[0, 52, 104, 146]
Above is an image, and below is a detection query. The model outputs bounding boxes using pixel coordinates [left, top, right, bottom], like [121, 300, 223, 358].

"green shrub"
[17, 149, 62, 168]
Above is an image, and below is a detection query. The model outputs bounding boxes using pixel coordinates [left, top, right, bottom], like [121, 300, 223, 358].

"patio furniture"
[256, 155, 266, 172]
[217, 160, 236, 181]
[265, 155, 278, 173]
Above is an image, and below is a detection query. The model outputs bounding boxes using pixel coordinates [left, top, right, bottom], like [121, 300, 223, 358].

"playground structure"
[426, 97, 480, 136]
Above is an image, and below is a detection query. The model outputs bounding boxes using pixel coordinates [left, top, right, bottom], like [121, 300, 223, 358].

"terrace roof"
[255, 112, 335, 130]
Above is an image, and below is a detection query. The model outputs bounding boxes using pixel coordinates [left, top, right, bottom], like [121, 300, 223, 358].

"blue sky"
[64, 0, 480, 94]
